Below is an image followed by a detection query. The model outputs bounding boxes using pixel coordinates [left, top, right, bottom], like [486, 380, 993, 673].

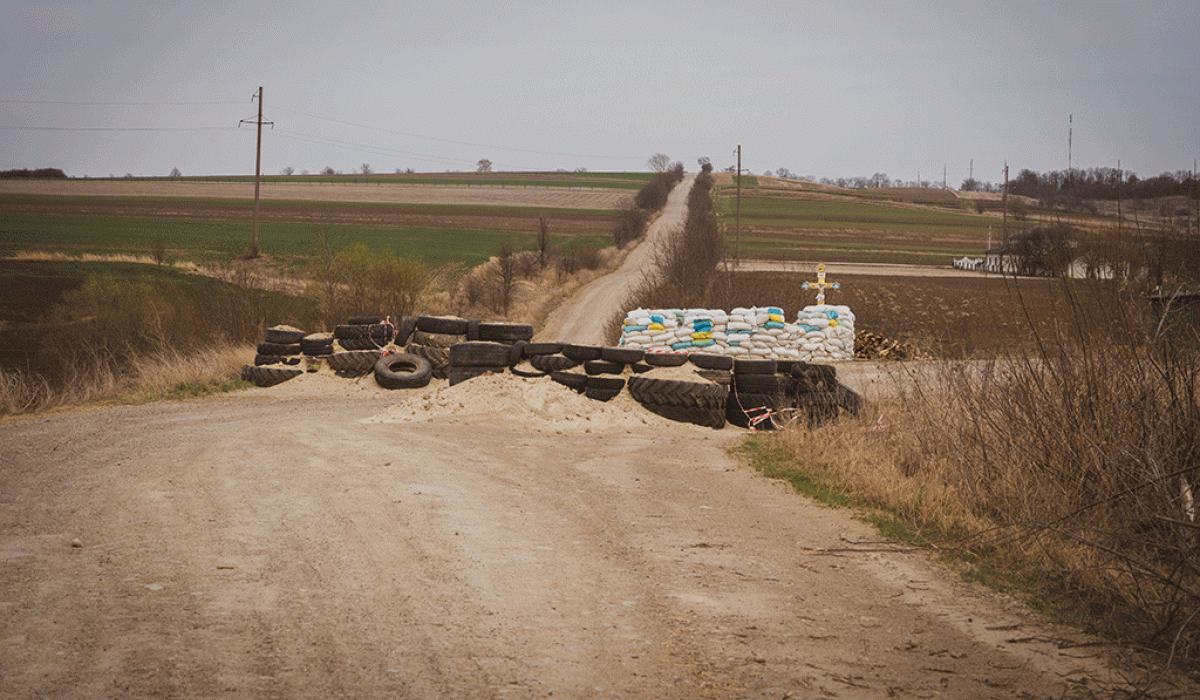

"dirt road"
[0, 369, 1148, 699]
[538, 174, 695, 344]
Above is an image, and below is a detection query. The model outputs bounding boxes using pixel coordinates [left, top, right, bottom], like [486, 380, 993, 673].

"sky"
[2, 0, 1197, 185]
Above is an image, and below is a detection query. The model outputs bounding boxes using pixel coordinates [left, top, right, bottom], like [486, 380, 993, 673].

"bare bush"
[305, 241, 429, 325]
[764, 280, 1200, 666]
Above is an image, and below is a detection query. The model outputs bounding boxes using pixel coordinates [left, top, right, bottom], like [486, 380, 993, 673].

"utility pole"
[1002, 162, 1009, 242]
[239, 87, 273, 257]
[734, 145, 742, 263]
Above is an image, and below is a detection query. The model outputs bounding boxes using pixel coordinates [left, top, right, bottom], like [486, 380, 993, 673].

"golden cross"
[801, 262, 840, 304]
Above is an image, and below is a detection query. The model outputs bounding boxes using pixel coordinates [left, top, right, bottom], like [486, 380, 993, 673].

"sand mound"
[366, 370, 719, 434]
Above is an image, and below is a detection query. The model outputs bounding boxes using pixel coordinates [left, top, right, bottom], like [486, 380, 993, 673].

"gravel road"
[0, 376, 1138, 699]
[538, 174, 695, 344]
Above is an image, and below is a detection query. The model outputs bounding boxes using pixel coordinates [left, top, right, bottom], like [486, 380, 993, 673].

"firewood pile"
[854, 330, 918, 360]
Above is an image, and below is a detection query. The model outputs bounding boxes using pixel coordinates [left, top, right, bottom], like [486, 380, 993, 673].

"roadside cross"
[801, 262, 840, 304]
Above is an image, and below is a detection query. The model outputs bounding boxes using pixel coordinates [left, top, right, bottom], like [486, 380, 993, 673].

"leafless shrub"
[767, 280, 1200, 666]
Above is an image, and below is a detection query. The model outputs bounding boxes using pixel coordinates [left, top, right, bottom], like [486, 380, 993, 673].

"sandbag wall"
[619, 305, 855, 362]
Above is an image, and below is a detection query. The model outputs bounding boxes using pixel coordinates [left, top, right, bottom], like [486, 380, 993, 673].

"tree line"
[1007, 167, 1198, 201]
[0, 168, 67, 179]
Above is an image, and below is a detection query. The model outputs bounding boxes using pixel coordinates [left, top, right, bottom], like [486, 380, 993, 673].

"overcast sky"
[2, 1, 1197, 184]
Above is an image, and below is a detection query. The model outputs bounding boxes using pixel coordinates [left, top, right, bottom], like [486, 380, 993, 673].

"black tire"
[348, 315, 387, 325]
[626, 375, 728, 429]
[726, 391, 780, 429]
[522, 342, 562, 357]
[263, 327, 306, 344]
[585, 386, 622, 402]
[626, 375, 728, 409]
[410, 330, 466, 348]
[405, 343, 451, 371]
[630, 362, 652, 374]
[326, 350, 382, 374]
[300, 334, 335, 356]
[639, 402, 727, 429]
[791, 362, 837, 380]
[585, 375, 625, 400]
[240, 364, 302, 387]
[416, 315, 469, 335]
[733, 374, 782, 395]
[550, 371, 588, 392]
[478, 322, 534, 343]
[835, 383, 862, 416]
[448, 366, 505, 386]
[584, 359, 623, 376]
[508, 340, 529, 367]
[644, 352, 689, 367]
[734, 358, 777, 375]
[600, 346, 645, 364]
[792, 363, 838, 393]
[374, 353, 433, 389]
[466, 318, 482, 341]
[562, 344, 603, 362]
[394, 316, 417, 346]
[257, 341, 302, 356]
[510, 365, 548, 378]
[338, 337, 388, 351]
[797, 392, 841, 425]
[694, 369, 732, 385]
[334, 323, 393, 341]
[449, 341, 511, 367]
[689, 353, 734, 371]
[529, 354, 578, 372]
[775, 359, 799, 376]
[253, 353, 281, 366]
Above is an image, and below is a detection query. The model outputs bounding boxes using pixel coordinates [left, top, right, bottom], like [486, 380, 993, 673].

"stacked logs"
[853, 330, 918, 360]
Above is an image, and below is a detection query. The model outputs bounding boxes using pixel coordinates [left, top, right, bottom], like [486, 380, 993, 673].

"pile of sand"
[367, 368, 721, 434]
[238, 357, 730, 435]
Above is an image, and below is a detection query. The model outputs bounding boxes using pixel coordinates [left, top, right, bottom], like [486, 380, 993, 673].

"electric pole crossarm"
[238, 87, 273, 256]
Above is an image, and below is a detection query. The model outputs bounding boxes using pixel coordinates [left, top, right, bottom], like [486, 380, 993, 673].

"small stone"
[70, 539, 83, 548]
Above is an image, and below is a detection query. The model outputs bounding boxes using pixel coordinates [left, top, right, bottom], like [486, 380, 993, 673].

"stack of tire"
[242, 326, 307, 387]
[327, 316, 401, 375]
[723, 358, 862, 429]
[441, 320, 535, 386]
[627, 351, 729, 429]
[403, 315, 466, 380]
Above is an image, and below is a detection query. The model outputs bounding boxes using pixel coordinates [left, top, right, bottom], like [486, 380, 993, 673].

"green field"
[0, 213, 609, 267]
[75, 171, 656, 189]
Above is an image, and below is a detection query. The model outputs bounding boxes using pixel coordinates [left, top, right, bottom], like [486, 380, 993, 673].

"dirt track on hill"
[538, 174, 695, 345]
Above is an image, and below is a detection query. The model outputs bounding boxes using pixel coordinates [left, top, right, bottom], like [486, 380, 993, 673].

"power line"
[0, 99, 246, 106]
[270, 103, 641, 162]
[0, 125, 239, 131]
[272, 127, 476, 167]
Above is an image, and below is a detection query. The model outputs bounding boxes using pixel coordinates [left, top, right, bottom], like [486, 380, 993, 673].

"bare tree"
[493, 240, 519, 315]
[169, 167, 182, 179]
[321, 166, 336, 176]
[536, 217, 551, 270]
[477, 159, 493, 173]
[280, 166, 295, 176]
[360, 163, 372, 175]
[647, 153, 671, 173]
[151, 235, 168, 269]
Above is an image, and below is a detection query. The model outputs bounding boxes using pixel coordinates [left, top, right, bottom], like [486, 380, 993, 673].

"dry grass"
[749, 287, 1200, 669]
[0, 343, 252, 418]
